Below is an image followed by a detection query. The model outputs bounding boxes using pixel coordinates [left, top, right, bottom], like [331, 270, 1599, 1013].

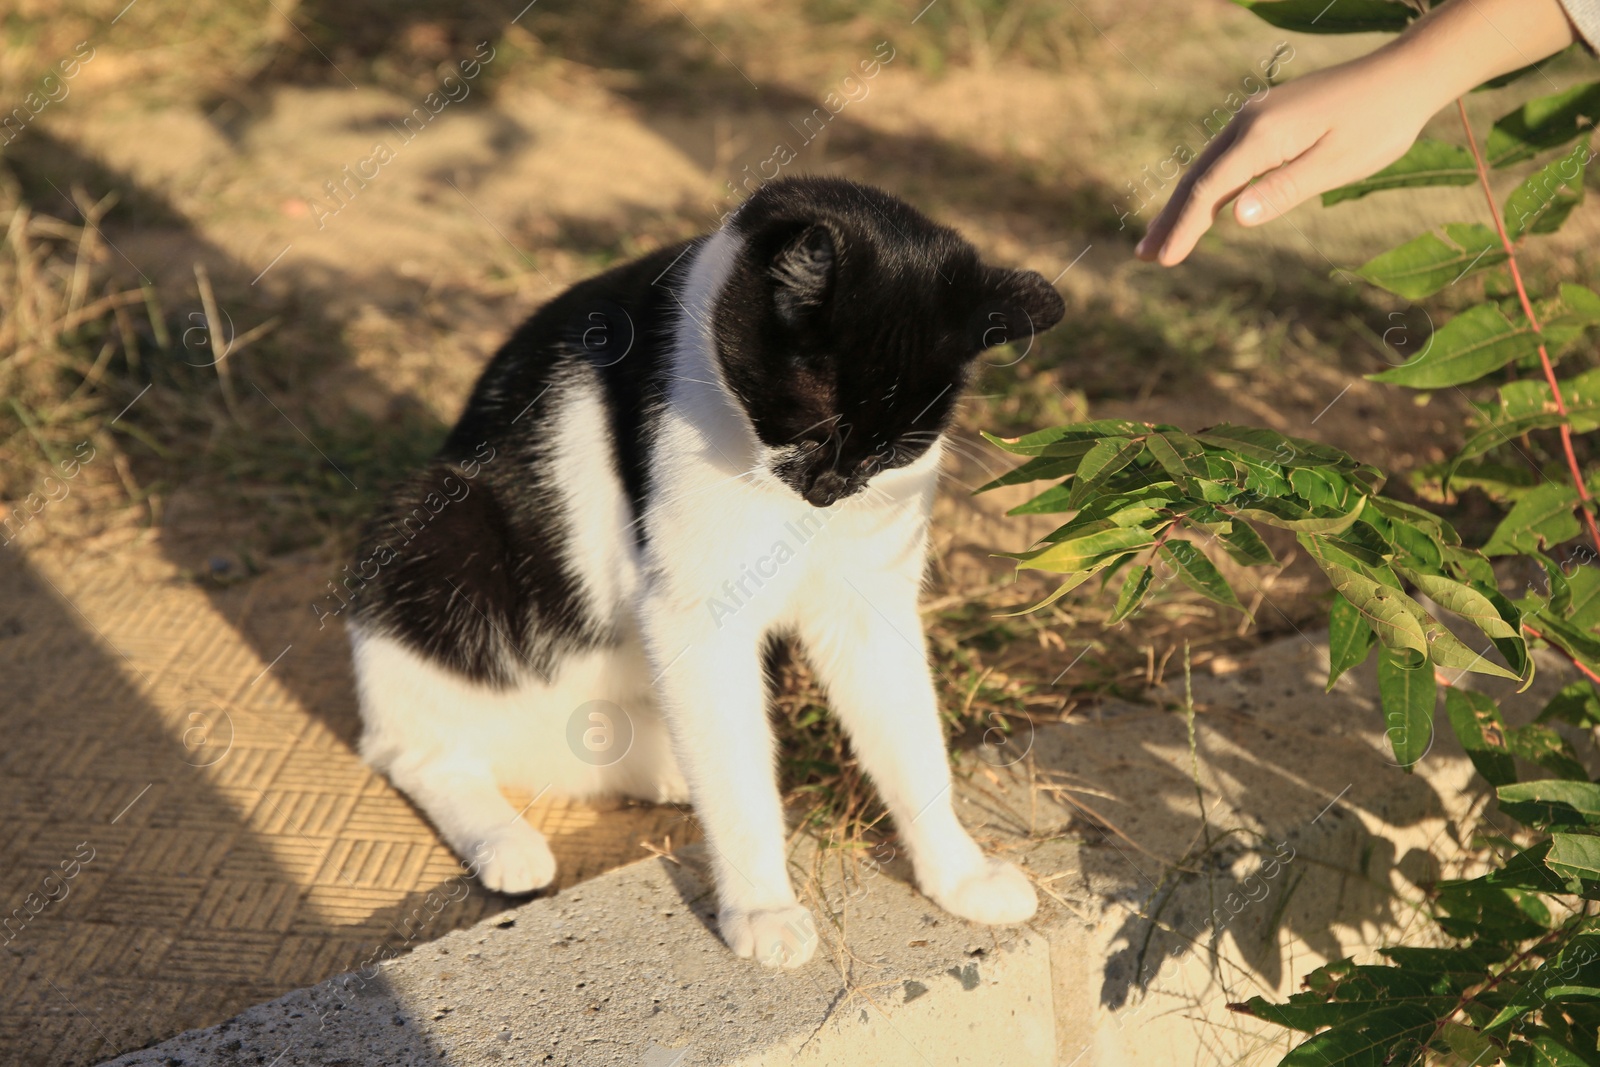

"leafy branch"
[984, 3, 1600, 1061]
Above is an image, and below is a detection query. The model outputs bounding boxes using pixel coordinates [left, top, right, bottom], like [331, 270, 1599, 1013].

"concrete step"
[101, 634, 1569, 1066]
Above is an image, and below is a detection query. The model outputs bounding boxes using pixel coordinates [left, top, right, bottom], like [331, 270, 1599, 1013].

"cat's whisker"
[933, 438, 1004, 475]
[789, 413, 845, 445]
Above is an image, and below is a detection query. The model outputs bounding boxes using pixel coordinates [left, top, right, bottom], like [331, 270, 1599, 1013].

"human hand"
[1134, 50, 1438, 266]
[1133, 0, 1579, 266]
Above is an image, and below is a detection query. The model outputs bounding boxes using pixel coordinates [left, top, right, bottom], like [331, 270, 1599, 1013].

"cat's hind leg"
[350, 627, 557, 895]
[584, 636, 692, 806]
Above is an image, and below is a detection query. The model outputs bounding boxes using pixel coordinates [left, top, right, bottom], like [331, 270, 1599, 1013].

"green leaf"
[1451, 408, 1600, 481]
[1389, 518, 1447, 572]
[1305, 538, 1428, 665]
[981, 421, 1147, 456]
[1439, 1022, 1499, 1065]
[1495, 366, 1600, 429]
[1160, 540, 1248, 617]
[1067, 437, 1147, 509]
[1352, 223, 1506, 301]
[1144, 431, 1203, 495]
[1443, 688, 1517, 787]
[1542, 283, 1600, 357]
[1509, 1030, 1599, 1067]
[997, 563, 1112, 616]
[1377, 644, 1435, 771]
[1444, 840, 1569, 894]
[1378, 941, 1509, 978]
[1484, 930, 1600, 1033]
[1238, 495, 1368, 534]
[1498, 780, 1600, 829]
[1567, 564, 1600, 628]
[1023, 483, 1183, 524]
[1232, 959, 1457, 1039]
[1369, 303, 1538, 389]
[1327, 593, 1378, 691]
[1004, 521, 1164, 574]
[1372, 497, 1462, 546]
[1486, 81, 1600, 168]
[1548, 833, 1600, 882]
[1290, 468, 1360, 512]
[1232, 0, 1416, 34]
[1192, 424, 1358, 469]
[1506, 144, 1588, 238]
[1219, 521, 1276, 567]
[1305, 535, 1522, 680]
[1482, 481, 1582, 556]
[1436, 877, 1554, 940]
[1325, 519, 1392, 568]
[1540, 681, 1600, 726]
[1444, 545, 1499, 588]
[977, 451, 1093, 492]
[1399, 570, 1526, 676]
[1505, 722, 1590, 781]
[1107, 565, 1154, 625]
[1284, 1006, 1440, 1067]
[1323, 139, 1478, 206]
[1441, 459, 1542, 504]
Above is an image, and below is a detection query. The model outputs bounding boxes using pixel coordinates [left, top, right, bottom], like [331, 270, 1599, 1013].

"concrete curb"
[100, 633, 1574, 1066]
[98, 839, 1066, 1066]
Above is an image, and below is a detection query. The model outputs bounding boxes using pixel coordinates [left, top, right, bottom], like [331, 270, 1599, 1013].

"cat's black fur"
[345, 177, 1064, 687]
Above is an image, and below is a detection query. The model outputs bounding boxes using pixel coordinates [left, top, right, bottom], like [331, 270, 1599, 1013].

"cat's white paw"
[925, 859, 1037, 925]
[720, 903, 819, 968]
[469, 822, 556, 895]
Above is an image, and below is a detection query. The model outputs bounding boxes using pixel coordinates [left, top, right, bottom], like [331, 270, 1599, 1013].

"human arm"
[1136, 0, 1584, 266]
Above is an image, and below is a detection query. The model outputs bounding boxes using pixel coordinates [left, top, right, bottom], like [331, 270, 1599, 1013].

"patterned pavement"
[0, 541, 697, 1066]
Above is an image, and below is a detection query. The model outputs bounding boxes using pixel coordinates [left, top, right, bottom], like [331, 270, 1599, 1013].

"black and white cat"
[345, 177, 1065, 967]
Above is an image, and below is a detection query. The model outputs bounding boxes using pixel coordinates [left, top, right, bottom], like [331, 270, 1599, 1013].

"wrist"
[1377, 0, 1577, 112]
[1354, 36, 1461, 126]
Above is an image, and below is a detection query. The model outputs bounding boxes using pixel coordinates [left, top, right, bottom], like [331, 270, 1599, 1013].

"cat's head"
[712, 177, 1065, 508]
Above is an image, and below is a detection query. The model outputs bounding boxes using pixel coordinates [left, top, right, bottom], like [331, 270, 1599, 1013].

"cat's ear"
[970, 268, 1066, 352]
[768, 224, 836, 327]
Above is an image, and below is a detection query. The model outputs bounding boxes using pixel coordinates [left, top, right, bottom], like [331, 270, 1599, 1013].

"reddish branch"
[1457, 99, 1600, 555]
[1521, 624, 1600, 685]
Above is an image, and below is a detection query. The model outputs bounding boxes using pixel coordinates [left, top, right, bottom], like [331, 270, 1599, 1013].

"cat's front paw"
[469, 823, 557, 895]
[925, 858, 1037, 925]
[720, 903, 819, 968]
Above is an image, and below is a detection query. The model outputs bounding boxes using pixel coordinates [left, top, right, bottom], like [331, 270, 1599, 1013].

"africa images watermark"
[311, 441, 497, 628]
[311, 845, 489, 1029]
[1112, 42, 1296, 231]
[1, 440, 99, 548]
[1, 41, 96, 145]
[705, 508, 834, 629]
[713, 41, 897, 224]
[2, 841, 96, 945]
[304, 40, 498, 231]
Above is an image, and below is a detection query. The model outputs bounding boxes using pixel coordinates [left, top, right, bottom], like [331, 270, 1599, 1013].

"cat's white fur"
[350, 226, 1037, 968]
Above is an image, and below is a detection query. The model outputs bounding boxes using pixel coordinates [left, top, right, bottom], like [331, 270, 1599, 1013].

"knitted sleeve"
[1561, 0, 1600, 51]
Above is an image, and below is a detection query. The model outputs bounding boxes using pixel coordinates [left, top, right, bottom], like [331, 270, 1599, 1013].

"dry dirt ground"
[1, 1, 1598, 1063]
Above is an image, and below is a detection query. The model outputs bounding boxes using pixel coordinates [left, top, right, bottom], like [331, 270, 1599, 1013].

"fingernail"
[1237, 195, 1263, 223]
[1134, 236, 1151, 256]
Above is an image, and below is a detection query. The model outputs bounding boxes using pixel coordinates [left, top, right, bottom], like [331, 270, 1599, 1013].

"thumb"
[1233, 142, 1335, 227]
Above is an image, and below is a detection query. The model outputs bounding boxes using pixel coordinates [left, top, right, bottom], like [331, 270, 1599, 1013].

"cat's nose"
[804, 472, 845, 508]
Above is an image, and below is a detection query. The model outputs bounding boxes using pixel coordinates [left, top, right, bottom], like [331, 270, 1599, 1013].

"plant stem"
[1522, 624, 1600, 685]
[1456, 98, 1600, 555]
[1415, 922, 1574, 1065]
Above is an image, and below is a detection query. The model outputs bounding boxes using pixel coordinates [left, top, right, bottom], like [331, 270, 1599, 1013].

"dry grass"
[4, 0, 1590, 859]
